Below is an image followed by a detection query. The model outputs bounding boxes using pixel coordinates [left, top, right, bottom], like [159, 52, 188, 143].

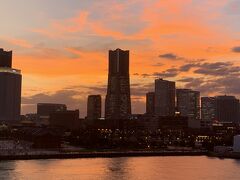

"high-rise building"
[155, 79, 175, 116]
[87, 95, 101, 120]
[201, 97, 216, 129]
[105, 49, 131, 120]
[176, 89, 200, 121]
[146, 92, 155, 115]
[37, 103, 67, 124]
[215, 95, 239, 123]
[0, 49, 22, 123]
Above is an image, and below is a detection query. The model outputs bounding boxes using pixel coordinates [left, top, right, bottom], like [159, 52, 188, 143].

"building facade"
[37, 103, 67, 124]
[146, 92, 155, 115]
[201, 97, 216, 129]
[87, 95, 101, 120]
[215, 95, 239, 123]
[105, 49, 131, 120]
[0, 49, 22, 123]
[176, 89, 200, 121]
[154, 79, 175, 116]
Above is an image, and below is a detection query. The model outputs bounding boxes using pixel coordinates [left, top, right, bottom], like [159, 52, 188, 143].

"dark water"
[0, 156, 240, 180]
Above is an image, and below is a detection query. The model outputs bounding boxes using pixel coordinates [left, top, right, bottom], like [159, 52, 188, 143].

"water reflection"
[0, 157, 240, 180]
[0, 161, 16, 180]
[233, 159, 240, 165]
[104, 157, 130, 180]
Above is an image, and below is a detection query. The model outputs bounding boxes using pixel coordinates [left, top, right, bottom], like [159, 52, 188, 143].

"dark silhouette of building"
[201, 97, 216, 129]
[19, 127, 61, 149]
[105, 49, 131, 120]
[129, 114, 188, 130]
[176, 89, 200, 121]
[0, 48, 12, 67]
[155, 79, 175, 116]
[146, 92, 155, 115]
[87, 95, 101, 120]
[215, 95, 239, 123]
[37, 103, 67, 124]
[49, 110, 80, 130]
[158, 115, 188, 130]
[0, 49, 22, 123]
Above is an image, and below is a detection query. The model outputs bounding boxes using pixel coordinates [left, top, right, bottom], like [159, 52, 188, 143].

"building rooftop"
[0, 67, 21, 75]
[37, 103, 66, 106]
[216, 95, 237, 99]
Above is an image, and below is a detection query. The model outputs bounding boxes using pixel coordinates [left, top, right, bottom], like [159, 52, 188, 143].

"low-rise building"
[49, 110, 80, 130]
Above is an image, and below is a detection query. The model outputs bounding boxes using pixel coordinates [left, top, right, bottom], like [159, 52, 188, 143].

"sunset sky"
[1, 0, 240, 117]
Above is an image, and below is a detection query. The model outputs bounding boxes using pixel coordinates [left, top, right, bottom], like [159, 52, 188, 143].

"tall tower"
[105, 49, 131, 120]
[0, 49, 22, 123]
[155, 79, 175, 116]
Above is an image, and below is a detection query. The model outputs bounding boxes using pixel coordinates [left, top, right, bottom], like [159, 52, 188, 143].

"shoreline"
[2, 150, 240, 161]
[0, 151, 207, 161]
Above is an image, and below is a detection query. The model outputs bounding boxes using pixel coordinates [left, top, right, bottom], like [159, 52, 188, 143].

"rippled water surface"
[1, 156, 240, 180]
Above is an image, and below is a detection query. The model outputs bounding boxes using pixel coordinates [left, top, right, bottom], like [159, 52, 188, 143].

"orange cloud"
[10, 38, 32, 48]
[1, 37, 33, 48]
[32, 11, 89, 39]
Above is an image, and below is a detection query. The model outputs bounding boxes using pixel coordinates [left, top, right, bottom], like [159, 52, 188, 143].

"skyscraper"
[146, 92, 155, 115]
[87, 95, 101, 120]
[176, 89, 200, 121]
[201, 97, 216, 128]
[0, 49, 22, 123]
[215, 95, 239, 123]
[105, 49, 131, 120]
[155, 79, 175, 116]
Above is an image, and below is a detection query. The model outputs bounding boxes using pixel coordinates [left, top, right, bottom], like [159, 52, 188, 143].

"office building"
[215, 95, 239, 123]
[155, 79, 175, 116]
[105, 49, 131, 120]
[146, 92, 155, 115]
[0, 49, 22, 123]
[37, 103, 67, 124]
[201, 97, 216, 129]
[87, 95, 101, 120]
[176, 89, 200, 126]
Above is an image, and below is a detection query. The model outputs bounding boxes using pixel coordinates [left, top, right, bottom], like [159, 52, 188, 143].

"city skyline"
[0, 1, 240, 117]
[1, 2, 240, 178]
[1, 47, 239, 121]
